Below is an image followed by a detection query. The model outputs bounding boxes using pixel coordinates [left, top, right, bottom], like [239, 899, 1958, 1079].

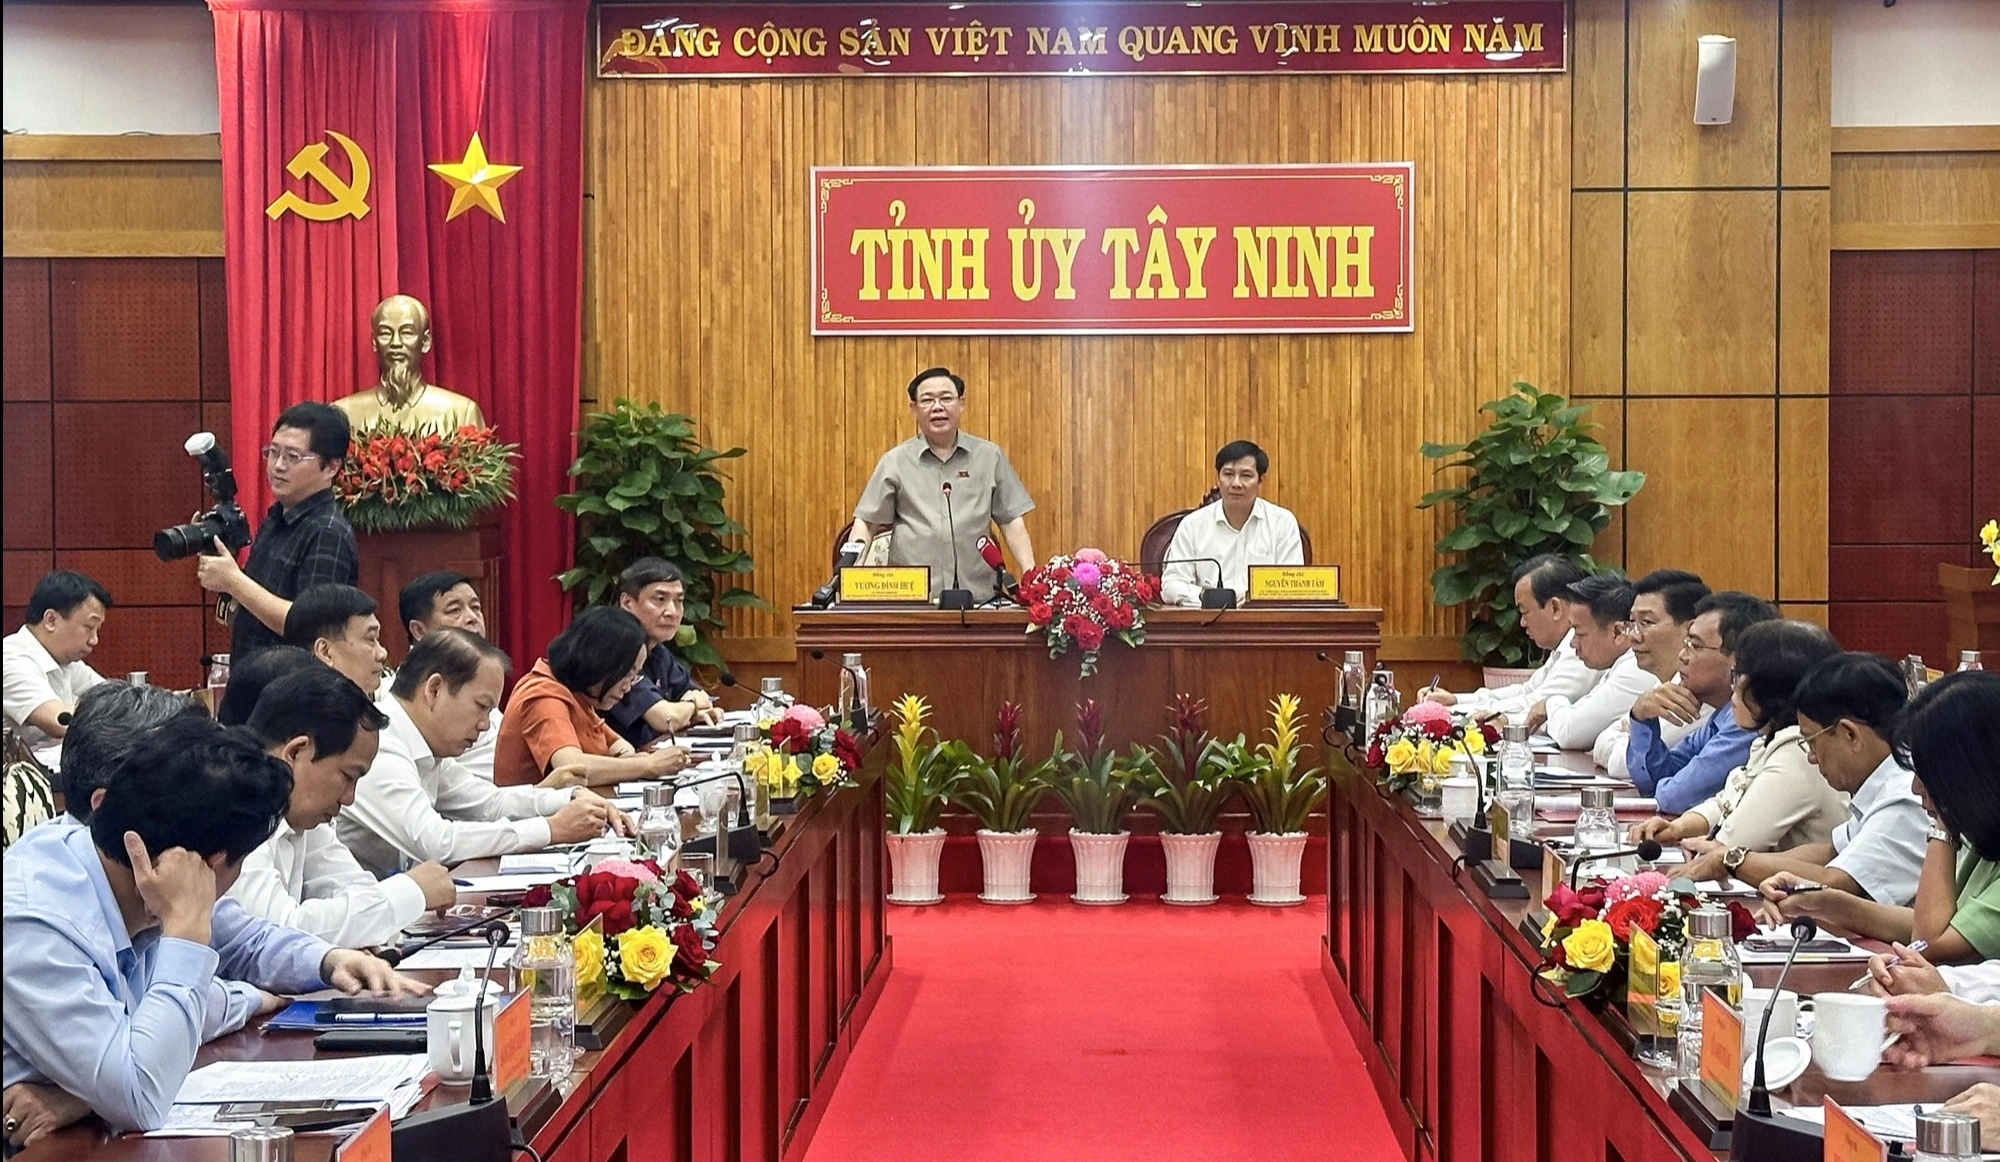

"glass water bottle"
[1959, 650, 1985, 673]
[637, 784, 680, 865]
[836, 652, 871, 731]
[512, 907, 575, 1084]
[1573, 785, 1621, 854]
[1676, 905, 1744, 1082]
[1489, 723, 1536, 846]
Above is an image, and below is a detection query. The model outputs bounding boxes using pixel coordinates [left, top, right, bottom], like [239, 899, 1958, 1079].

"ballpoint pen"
[1849, 938, 1929, 990]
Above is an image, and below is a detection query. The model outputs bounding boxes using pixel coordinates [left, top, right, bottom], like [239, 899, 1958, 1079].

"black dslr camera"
[154, 433, 253, 561]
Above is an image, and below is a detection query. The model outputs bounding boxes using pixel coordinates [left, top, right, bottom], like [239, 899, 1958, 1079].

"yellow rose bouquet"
[762, 703, 865, 796]
[1536, 872, 1749, 1004]
[520, 857, 719, 1001]
[1363, 702, 1501, 794]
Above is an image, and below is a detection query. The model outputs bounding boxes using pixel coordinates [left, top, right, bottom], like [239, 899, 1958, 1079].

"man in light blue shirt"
[1626, 591, 1777, 816]
[3, 716, 422, 1134]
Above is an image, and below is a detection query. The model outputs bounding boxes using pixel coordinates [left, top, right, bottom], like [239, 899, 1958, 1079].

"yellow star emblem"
[427, 133, 523, 223]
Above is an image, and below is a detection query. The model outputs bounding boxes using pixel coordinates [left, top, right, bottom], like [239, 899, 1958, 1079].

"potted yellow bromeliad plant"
[943, 701, 1051, 905]
[1236, 694, 1328, 906]
[1136, 695, 1241, 906]
[1048, 700, 1146, 905]
[883, 694, 964, 905]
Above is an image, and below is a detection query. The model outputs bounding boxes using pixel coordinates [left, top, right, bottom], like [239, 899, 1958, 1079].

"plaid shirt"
[230, 489, 358, 659]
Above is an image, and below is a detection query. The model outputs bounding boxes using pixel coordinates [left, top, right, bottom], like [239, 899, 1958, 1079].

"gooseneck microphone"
[378, 916, 512, 968]
[1144, 557, 1234, 609]
[1747, 916, 1816, 1117]
[1568, 840, 1664, 890]
[467, 921, 509, 1105]
[1723, 916, 1829, 1162]
[937, 482, 973, 611]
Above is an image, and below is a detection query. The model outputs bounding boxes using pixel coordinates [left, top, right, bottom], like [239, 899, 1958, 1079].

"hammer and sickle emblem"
[265, 131, 372, 222]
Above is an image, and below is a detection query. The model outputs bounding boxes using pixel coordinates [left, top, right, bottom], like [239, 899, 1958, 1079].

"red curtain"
[209, 0, 584, 669]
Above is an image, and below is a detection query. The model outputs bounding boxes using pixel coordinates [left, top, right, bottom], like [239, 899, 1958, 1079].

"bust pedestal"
[355, 510, 504, 660]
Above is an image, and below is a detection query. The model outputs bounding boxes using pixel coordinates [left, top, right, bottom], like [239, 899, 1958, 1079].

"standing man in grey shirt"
[848, 368, 1037, 604]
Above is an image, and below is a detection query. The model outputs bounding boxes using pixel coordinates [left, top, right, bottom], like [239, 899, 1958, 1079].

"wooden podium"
[792, 604, 1382, 752]
[354, 513, 505, 659]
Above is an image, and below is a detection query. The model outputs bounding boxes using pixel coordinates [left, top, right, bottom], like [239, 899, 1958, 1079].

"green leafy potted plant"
[1048, 700, 1147, 905]
[1419, 382, 1643, 674]
[943, 701, 1051, 905]
[882, 695, 965, 905]
[1136, 695, 1240, 906]
[555, 400, 768, 670]
[1237, 694, 1327, 906]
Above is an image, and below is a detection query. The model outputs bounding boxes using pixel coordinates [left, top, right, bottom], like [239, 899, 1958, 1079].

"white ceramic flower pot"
[1247, 831, 1309, 906]
[1068, 829, 1130, 905]
[885, 828, 947, 905]
[1158, 832, 1221, 905]
[976, 829, 1039, 904]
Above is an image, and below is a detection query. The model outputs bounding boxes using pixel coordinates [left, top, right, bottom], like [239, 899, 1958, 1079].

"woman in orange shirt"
[493, 607, 692, 787]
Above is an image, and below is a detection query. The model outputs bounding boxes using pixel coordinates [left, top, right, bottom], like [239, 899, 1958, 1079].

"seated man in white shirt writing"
[1526, 574, 1657, 750]
[229, 661, 457, 946]
[335, 628, 633, 877]
[399, 571, 504, 779]
[2, 571, 113, 770]
[1419, 554, 1602, 721]
[1158, 441, 1304, 607]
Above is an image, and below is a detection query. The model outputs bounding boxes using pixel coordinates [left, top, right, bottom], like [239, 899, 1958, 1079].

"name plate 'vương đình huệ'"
[840, 566, 932, 604]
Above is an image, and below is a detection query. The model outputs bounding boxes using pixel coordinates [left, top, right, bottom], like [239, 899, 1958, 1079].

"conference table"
[21, 753, 890, 1162]
[1323, 751, 2000, 1162]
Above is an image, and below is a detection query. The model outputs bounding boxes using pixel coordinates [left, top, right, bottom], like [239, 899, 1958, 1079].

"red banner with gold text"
[599, 2, 1565, 77]
[811, 164, 1413, 335]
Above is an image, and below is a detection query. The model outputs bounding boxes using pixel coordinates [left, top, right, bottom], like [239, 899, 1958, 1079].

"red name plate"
[812, 164, 1412, 335]
[599, 2, 1566, 78]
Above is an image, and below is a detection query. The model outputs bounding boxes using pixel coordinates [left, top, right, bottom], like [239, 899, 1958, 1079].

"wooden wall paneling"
[1828, 395, 1974, 545]
[1976, 397, 1999, 517]
[585, 71, 1570, 661]
[0, 159, 224, 258]
[3, 403, 55, 551]
[1830, 602, 1951, 669]
[1777, 396, 1827, 601]
[1570, 192, 1624, 398]
[3, 553, 54, 612]
[1834, 126, 2000, 155]
[1572, 0, 1628, 191]
[1978, 252, 1999, 395]
[50, 258, 202, 401]
[1780, 189, 1830, 397]
[1830, 151, 2000, 250]
[1625, 191, 1778, 396]
[1828, 250, 1974, 394]
[4, 259, 52, 401]
[1584, 396, 1626, 570]
[199, 259, 229, 402]
[1623, 397, 1776, 595]
[1830, 545, 1974, 604]
[1782, 602, 1828, 626]
[85, 605, 206, 687]
[52, 401, 205, 549]
[1778, 0, 1832, 188]
[1625, 0, 1779, 189]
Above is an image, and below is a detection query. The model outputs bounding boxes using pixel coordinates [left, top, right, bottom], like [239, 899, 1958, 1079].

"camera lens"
[153, 523, 204, 562]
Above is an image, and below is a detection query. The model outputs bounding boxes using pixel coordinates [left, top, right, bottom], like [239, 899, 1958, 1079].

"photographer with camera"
[188, 404, 359, 661]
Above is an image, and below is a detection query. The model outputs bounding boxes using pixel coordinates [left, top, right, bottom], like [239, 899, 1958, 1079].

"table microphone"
[811, 540, 868, 608]
[937, 482, 973, 610]
[1568, 840, 1663, 890]
[976, 534, 1017, 602]
[1729, 917, 1826, 1162]
[1147, 557, 1234, 609]
[467, 922, 510, 1106]
[380, 915, 513, 967]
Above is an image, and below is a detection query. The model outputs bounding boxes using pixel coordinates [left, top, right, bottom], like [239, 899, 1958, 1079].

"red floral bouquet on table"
[751, 704, 863, 795]
[1364, 700, 1500, 793]
[520, 858, 717, 1000]
[1017, 549, 1158, 679]
[335, 420, 518, 534]
[1535, 870, 1756, 1004]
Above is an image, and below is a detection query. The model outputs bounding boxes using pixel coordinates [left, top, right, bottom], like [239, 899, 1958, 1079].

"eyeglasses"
[1610, 620, 1637, 640]
[1799, 721, 1841, 753]
[914, 394, 961, 409]
[1682, 636, 1726, 656]
[261, 446, 319, 469]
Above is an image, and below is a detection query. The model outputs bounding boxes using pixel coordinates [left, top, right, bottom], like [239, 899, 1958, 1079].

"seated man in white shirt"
[230, 662, 456, 946]
[1526, 574, 1657, 749]
[1592, 569, 1713, 777]
[2, 571, 113, 770]
[1158, 440, 1304, 608]
[398, 571, 503, 779]
[283, 583, 389, 694]
[1743, 651, 1930, 906]
[1419, 554, 1601, 721]
[335, 628, 633, 876]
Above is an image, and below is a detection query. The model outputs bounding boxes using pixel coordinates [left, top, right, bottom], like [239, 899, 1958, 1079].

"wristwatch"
[1928, 823, 1955, 845]
[1723, 846, 1749, 876]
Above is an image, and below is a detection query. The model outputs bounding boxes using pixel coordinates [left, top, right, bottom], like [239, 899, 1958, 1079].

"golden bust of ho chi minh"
[329, 294, 487, 433]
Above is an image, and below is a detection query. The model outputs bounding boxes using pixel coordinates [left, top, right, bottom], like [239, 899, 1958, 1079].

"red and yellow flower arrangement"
[335, 420, 518, 534]
[1017, 549, 1159, 678]
[521, 857, 716, 1000]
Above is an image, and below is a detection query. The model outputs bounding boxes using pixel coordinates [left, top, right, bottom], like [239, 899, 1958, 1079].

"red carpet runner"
[804, 897, 1403, 1162]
